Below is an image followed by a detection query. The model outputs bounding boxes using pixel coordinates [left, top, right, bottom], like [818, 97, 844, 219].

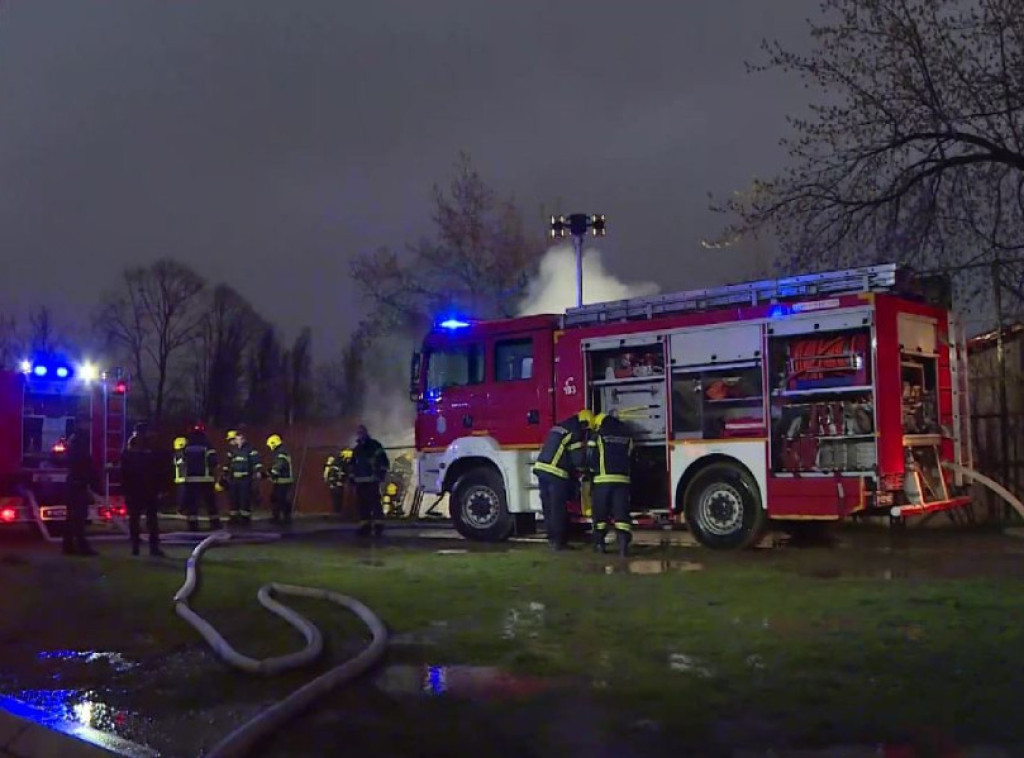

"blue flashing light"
[19, 360, 31, 374]
[56, 367, 69, 378]
[33, 365, 48, 377]
[438, 318, 470, 330]
[768, 304, 791, 319]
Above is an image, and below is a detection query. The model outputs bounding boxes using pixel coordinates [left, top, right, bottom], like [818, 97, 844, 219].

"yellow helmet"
[577, 409, 594, 427]
[593, 413, 607, 429]
[340, 448, 353, 461]
[226, 430, 238, 441]
[173, 437, 187, 451]
[386, 482, 398, 496]
[266, 434, 282, 450]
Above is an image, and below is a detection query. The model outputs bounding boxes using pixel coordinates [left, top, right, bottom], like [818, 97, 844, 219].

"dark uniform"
[63, 433, 98, 556]
[182, 431, 221, 531]
[121, 434, 164, 557]
[225, 440, 262, 524]
[588, 413, 634, 556]
[267, 437, 294, 524]
[350, 427, 389, 536]
[323, 449, 351, 516]
[532, 412, 591, 549]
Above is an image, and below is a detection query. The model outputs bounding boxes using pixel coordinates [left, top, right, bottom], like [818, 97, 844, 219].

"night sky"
[0, 1, 817, 354]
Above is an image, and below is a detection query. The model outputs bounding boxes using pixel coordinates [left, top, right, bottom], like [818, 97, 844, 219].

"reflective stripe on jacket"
[183, 444, 217, 483]
[532, 416, 586, 479]
[270, 448, 294, 485]
[589, 416, 633, 485]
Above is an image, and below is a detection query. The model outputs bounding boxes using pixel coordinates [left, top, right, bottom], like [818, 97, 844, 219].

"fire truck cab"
[410, 264, 973, 549]
[0, 357, 128, 529]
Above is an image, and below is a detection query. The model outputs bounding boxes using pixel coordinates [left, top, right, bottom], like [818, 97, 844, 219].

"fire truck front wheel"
[683, 463, 765, 550]
[450, 468, 514, 542]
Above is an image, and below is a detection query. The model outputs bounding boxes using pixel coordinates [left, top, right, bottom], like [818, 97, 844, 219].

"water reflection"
[376, 664, 560, 701]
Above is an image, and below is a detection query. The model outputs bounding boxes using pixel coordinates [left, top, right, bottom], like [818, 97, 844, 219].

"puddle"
[36, 649, 137, 672]
[374, 664, 563, 700]
[668, 653, 714, 678]
[601, 559, 704, 575]
[501, 601, 545, 641]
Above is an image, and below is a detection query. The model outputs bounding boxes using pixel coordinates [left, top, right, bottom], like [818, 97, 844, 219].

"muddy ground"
[1, 520, 1024, 756]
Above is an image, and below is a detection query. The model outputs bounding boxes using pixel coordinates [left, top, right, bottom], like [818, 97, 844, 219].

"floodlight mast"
[548, 213, 606, 308]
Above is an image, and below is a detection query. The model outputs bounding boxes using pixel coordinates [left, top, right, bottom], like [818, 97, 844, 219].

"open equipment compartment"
[768, 324, 877, 476]
[584, 335, 670, 513]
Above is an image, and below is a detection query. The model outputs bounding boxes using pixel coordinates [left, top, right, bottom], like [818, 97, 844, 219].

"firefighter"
[182, 427, 221, 532]
[265, 434, 294, 525]
[224, 429, 262, 525]
[172, 436, 187, 514]
[323, 448, 352, 517]
[349, 425, 389, 536]
[532, 409, 593, 550]
[63, 431, 100, 557]
[121, 432, 164, 557]
[588, 411, 634, 557]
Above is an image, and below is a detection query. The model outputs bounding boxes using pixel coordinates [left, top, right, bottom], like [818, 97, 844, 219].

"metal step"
[564, 263, 898, 326]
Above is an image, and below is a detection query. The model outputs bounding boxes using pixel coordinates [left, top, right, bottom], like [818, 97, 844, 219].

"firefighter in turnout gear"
[172, 436, 187, 514]
[350, 425, 389, 536]
[182, 428, 221, 531]
[588, 411, 634, 557]
[223, 429, 262, 524]
[532, 409, 593, 550]
[266, 434, 294, 525]
[323, 448, 352, 517]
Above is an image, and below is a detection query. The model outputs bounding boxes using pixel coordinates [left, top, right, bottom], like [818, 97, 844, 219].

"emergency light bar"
[438, 318, 471, 330]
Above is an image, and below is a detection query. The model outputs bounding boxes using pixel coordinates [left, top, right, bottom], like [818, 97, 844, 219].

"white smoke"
[355, 244, 658, 453]
[517, 244, 660, 316]
[357, 331, 417, 450]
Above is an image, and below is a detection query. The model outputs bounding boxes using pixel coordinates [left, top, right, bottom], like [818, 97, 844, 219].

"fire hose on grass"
[173, 532, 389, 758]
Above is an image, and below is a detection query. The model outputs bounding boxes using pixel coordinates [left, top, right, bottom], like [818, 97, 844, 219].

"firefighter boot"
[616, 529, 632, 558]
[592, 527, 607, 554]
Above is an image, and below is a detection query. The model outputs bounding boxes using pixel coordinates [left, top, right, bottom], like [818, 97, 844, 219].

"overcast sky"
[0, 1, 817, 354]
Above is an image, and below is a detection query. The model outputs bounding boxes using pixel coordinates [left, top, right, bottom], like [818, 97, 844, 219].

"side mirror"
[409, 351, 422, 402]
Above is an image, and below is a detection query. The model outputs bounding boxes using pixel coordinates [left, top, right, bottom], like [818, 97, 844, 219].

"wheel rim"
[697, 482, 745, 537]
[462, 485, 500, 529]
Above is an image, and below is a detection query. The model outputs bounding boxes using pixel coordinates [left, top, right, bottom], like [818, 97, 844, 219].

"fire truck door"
[487, 331, 554, 447]
[418, 340, 487, 449]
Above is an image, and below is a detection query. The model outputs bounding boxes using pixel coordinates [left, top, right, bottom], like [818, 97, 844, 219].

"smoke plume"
[356, 244, 659, 452]
[517, 244, 660, 316]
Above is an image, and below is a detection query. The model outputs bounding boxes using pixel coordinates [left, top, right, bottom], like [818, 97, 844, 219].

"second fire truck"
[0, 357, 129, 530]
[409, 263, 973, 549]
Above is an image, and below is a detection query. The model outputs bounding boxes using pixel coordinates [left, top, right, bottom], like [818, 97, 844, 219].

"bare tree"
[97, 260, 206, 423]
[351, 152, 546, 325]
[0, 311, 19, 369]
[283, 328, 313, 426]
[245, 326, 284, 425]
[29, 306, 57, 355]
[192, 285, 264, 426]
[712, 0, 1024, 296]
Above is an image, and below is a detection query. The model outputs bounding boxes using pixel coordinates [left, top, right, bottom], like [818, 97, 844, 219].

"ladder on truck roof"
[563, 263, 899, 326]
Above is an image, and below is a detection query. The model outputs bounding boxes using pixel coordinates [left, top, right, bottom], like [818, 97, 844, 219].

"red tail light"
[113, 381, 127, 394]
[0, 508, 16, 523]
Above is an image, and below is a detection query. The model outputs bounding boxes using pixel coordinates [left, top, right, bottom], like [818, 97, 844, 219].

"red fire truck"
[0, 357, 129, 530]
[409, 263, 974, 549]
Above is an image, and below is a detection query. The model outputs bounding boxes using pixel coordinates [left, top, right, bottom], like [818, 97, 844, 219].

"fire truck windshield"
[424, 344, 484, 391]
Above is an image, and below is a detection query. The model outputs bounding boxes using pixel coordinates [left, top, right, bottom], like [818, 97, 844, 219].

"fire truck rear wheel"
[683, 463, 765, 550]
[451, 468, 514, 542]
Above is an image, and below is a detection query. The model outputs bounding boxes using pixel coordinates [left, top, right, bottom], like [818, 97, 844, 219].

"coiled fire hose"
[173, 532, 389, 758]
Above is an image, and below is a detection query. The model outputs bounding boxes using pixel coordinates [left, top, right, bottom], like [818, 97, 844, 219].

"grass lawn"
[1, 528, 1024, 755]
